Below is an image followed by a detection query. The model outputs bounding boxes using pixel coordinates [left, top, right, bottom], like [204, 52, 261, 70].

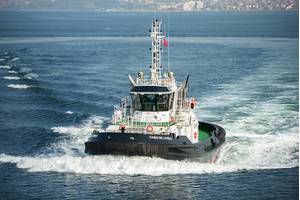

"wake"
[0, 111, 297, 176]
[0, 52, 298, 175]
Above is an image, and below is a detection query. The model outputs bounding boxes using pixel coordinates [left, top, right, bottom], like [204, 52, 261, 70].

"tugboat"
[85, 19, 225, 160]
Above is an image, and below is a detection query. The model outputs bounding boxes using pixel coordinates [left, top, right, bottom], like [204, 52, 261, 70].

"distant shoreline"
[0, 9, 298, 12]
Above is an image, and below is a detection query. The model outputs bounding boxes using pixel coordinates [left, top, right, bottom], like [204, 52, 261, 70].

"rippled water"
[0, 11, 298, 199]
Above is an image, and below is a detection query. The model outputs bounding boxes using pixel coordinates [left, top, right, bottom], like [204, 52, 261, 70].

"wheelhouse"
[130, 86, 175, 112]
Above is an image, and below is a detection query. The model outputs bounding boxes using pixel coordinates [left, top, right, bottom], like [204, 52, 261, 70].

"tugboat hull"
[85, 122, 225, 160]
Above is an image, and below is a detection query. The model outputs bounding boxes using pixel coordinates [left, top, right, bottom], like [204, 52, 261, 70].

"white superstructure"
[106, 19, 199, 143]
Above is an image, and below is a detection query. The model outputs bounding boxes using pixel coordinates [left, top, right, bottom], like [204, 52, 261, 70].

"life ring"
[146, 124, 154, 133]
[170, 117, 176, 122]
[119, 124, 126, 133]
[191, 98, 196, 109]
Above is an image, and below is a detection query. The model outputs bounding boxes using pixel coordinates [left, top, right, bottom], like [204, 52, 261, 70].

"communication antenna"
[167, 9, 170, 73]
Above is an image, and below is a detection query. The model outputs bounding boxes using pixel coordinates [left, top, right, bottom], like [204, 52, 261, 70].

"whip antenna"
[167, 6, 170, 72]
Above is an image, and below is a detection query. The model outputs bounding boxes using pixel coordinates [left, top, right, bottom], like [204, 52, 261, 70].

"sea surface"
[0, 11, 298, 199]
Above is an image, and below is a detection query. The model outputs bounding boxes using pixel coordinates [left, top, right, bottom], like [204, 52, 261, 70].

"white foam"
[0, 152, 295, 176]
[0, 58, 5, 61]
[0, 65, 10, 69]
[7, 84, 33, 89]
[216, 131, 299, 168]
[65, 111, 74, 114]
[0, 113, 297, 176]
[11, 57, 19, 61]
[8, 70, 18, 74]
[0, 50, 298, 175]
[24, 73, 39, 79]
[0, 154, 247, 175]
[195, 59, 299, 170]
[3, 76, 20, 80]
[50, 115, 106, 154]
[19, 67, 32, 73]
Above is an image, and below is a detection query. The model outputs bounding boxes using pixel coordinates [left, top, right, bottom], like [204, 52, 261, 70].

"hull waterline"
[85, 121, 226, 160]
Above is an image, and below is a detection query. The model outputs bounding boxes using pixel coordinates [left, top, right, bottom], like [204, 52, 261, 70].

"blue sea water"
[0, 11, 298, 199]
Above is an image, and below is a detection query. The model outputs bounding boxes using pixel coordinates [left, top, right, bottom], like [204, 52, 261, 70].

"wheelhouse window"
[131, 93, 174, 112]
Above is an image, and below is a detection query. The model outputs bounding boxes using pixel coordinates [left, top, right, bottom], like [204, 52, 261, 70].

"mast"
[150, 19, 165, 84]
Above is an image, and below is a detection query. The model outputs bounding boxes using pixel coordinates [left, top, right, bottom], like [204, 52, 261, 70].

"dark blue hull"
[85, 122, 225, 160]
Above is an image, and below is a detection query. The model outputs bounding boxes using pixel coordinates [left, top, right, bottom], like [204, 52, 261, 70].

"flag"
[163, 38, 167, 47]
